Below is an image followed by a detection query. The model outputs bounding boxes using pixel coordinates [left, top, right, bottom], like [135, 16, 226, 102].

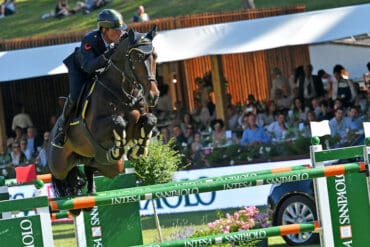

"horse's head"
[124, 26, 160, 107]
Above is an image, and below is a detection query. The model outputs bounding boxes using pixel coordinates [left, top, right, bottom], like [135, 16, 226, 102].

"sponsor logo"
[20, 219, 34, 246]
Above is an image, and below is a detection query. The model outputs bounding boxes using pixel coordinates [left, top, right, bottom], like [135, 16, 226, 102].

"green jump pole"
[133, 222, 318, 247]
[50, 162, 366, 211]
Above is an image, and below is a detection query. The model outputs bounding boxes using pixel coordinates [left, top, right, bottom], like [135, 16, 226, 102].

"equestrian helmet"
[97, 9, 127, 31]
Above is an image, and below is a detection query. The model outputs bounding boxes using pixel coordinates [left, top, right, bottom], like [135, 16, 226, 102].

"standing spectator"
[332, 64, 357, 106]
[318, 69, 336, 99]
[303, 64, 324, 105]
[11, 104, 33, 134]
[270, 67, 290, 101]
[0, 0, 15, 18]
[10, 141, 27, 167]
[240, 113, 270, 146]
[293, 66, 305, 100]
[132, 5, 149, 22]
[13, 126, 24, 143]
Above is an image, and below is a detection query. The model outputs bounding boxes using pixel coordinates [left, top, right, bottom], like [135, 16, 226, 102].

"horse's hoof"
[69, 209, 82, 217]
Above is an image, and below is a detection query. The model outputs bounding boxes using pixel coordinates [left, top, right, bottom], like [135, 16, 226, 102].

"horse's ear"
[128, 29, 136, 45]
[145, 25, 158, 40]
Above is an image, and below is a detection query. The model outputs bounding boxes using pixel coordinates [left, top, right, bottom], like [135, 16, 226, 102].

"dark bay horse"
[48, 26, 160, 201]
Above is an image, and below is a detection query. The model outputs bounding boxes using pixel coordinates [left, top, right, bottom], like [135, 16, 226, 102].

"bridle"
[96, 39, 156, 109]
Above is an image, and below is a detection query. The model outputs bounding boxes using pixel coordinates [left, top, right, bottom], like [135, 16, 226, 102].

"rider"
[52, 9, 128, 148]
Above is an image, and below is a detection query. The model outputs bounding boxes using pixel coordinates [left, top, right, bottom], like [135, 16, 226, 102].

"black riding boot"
[52, 97, 75, 148]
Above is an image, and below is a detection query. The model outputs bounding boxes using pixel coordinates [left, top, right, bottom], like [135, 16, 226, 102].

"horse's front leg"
[106, 115, 127, 162]
[127, 113, 157, 161]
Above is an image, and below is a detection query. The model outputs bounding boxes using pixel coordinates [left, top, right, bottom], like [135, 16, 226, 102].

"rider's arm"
[79, 36, 108, 75]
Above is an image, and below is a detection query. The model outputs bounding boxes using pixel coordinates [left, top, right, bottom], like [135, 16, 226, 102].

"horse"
[47, 26, 160, 206]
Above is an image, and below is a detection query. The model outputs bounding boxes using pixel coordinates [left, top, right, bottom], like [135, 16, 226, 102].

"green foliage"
[132, 138, 183, 186]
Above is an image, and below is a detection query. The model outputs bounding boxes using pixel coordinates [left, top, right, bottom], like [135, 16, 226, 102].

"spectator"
[13, 125, 24, 143]
[82, 0, 108, 14]
[261, 100, 277, 127]
[329, 108, 349, 139]
[0, 0, 15, 18]
[310, 97, 321, 118]
[332, 64, 356, 106]
[11, 104, 33, 134]
[318, 69, 336, 99]
[299, 110, 316, 137]
[171, 125, 187, 151]
[184, 125, 195, 146]
[0, 139, 12, 167]
[159, 127, 171, 144]
[303, 64, 324, 105]
[267, 112, 289, 141]
[132, 5, 149, 22]
[226, 105, 240, 132]
[242, 0, 255, 9]
[293, 65, 305, 100]
[343, 106, 362, 131]
[180, 112, 196, 134]
[317, 100, 333, 121]
[55, 0, 72, 18]
[25, 127, 43, 158]
[363, 62, 370, 85]
[210, 119, 226, 147]
[240, 113, 270, 146]
[10, 141, 27, 167]
[288, 97, 307, 126]
[36, 131, 50, 172]
[270, 67, 290, 101]
[19, 137, 32, 161]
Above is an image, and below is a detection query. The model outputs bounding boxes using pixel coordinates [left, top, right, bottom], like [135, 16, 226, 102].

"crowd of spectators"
[0, 105, 51, 179]
[155, 62, 370, 168]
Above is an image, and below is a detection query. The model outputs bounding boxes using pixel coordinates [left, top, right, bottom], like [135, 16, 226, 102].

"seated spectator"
[343, 105, 362, 131]
[132, 5, 150, 22]
[11, 104, 33, 134]
[10, 141, 27, 167]
[171, 125, 187, 151]
[35, 131, 50, 173]
[261, 100, 277, 127]
[0, 139, 12, 167]
[288, 97, 307, 127]
[82, 0, 108, 14]
[180, 112, 196, 134]
[185, 125, 195, 146]
[25, 127, 43, 159]
[55, 0, 72, 18]
[20, 137, 32, 161]
[210, 119, 227, 147]
[240, 113, 270, 146]
[267, 112, 289, 141]
[317, 99, 333, 121]
[329, 108, 349, 140]
[159, 127, 170, 144]
[226, 105, 240, 132]
[0, 0, 15, 18]
[190, 132, 208, 168]
[299, 110, 316, 137]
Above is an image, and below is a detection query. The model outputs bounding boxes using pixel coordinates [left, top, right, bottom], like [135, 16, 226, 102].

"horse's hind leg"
[84, 166, 96, 194]
[127, 113, 157, 161]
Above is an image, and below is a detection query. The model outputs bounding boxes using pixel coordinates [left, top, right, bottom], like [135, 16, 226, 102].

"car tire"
[276, 195, 319, 246]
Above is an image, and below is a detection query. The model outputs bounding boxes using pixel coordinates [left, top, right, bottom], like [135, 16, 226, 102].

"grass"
[52, 208, 320, 246]
[0, 0, 369, 40]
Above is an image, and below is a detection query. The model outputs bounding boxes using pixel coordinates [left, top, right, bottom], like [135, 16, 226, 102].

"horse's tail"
[51, 166, 87, 198]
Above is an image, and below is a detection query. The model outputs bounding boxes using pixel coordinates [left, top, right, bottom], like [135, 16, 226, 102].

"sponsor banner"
[8, 159, 311, 215]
